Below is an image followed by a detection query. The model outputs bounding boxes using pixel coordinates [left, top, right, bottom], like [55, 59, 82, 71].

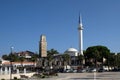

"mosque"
[37, 15, 84, 70]
[39, 15, 84, 58]
[61, 15, 84, 66]
[62, 15, 84, 68]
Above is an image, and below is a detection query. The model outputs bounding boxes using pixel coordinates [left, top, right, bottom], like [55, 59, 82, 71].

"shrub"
[14, 77, 17, 80]
[41, 75, 45, 78]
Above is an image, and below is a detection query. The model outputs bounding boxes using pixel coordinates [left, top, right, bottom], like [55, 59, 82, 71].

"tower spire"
[78, 14, 83, 30]
[79, 14, 83, 27]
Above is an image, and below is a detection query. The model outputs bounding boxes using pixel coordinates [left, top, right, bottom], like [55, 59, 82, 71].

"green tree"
[106, 53, 115, 69]
[47, 49, 59, 67]
[2, 54, 9, 60]
[47, 49, 59, 56]
[117, 53, 120, 68]
[8, 53, 19, 62]
[19, 57, 25, 67]
[78, 54, 84, 65]
[31, 53, 39, 62]
[31, 53, 39, 66]
[106, 53, 120, 69]
[86, 45, 110, 68]
[62, 54, 71, 67]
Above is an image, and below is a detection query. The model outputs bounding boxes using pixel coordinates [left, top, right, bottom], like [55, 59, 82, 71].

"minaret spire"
[78, 13, 84, 55]
[78, 14, 83, 30]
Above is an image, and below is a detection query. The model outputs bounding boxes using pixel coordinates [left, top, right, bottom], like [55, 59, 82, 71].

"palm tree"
[47, 49, 59, 56]
[47, 49, 59, 68]
[19, 57, 25, 68]
[31, 53, 39, 66]
[62, 54, 71, 69]
[47, 54, 53, 67]
[78, 54, 84, 68]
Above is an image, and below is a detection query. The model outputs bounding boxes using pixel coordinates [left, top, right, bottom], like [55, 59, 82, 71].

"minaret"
[78, 14, 83, 55]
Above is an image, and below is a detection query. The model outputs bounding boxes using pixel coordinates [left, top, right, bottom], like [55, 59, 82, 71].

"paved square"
[38, 72, 120, 80]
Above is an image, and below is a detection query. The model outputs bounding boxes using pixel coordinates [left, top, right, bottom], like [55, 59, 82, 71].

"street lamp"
[115, 53, 118, 69]
[10, 47, 14, 53]
[10, 46, 14, 80]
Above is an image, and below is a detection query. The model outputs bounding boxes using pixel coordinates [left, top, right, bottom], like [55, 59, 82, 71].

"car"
[65, 69, 73, 73]
[89, 68, 97, 72]
[73, 69, 77, 73]
[78, 69, 87, 73]
[111, 68, 119, 72]
[98, 68, 105, 72]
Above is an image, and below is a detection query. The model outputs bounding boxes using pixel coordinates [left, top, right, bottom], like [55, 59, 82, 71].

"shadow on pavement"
[70, 78, 100, 79]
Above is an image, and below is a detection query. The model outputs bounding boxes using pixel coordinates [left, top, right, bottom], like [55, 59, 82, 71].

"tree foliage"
[47, 49, 59, 56]
[62, 53, 71, 66]
[86, 45, 110, 58]
[47, 49, 59, 60]
[2, 52, 39, 62]
[78, 55, 84, 61]
[31, 53, 39, 62]
[85, 45, 110, 67]
[62, 54, 70, 62]
[2, 53, 19, 62]
[47, 49, 59, 66]
[2, 54, 9, 60]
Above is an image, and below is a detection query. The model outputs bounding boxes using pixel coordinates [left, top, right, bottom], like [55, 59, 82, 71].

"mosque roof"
[65, 48, 78, 52]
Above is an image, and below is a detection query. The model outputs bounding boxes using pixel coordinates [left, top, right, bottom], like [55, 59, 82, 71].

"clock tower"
[39, 35, 47, 57]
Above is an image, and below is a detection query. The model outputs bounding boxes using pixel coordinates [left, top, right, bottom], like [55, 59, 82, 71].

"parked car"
[78, 68, 87, 73]
[89, 68, 97, 72]
[98, 68, 105, 72]
[111, 68, 119, 72]
[73, 69, 77, 73]
[65, 69, 73, 73]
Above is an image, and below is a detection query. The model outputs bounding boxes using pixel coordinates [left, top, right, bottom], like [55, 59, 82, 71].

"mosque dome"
[64, 48, 78, 56]
[65, 48, 78, 52]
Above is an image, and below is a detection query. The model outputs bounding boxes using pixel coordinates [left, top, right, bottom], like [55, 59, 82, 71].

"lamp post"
[10, 46, 14, 80]
[115, 53, 118, 69]
[10, 61, 12, 80]
[10, 47, 14, 54]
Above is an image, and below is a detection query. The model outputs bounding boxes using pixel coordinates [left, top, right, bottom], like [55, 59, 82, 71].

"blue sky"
[0, 0, 120, 56]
